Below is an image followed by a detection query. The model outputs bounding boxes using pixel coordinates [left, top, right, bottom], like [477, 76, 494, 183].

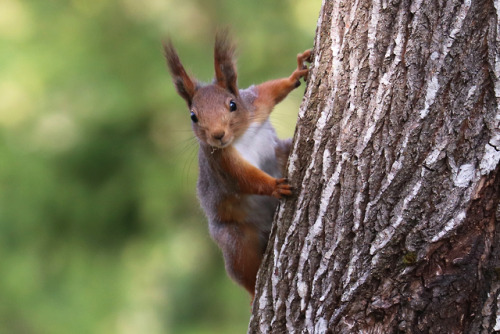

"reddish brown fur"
[164, 32, 311, 299]
[219, 146, 292, 198]
[213, 223, 263, 297]
[253, 50, 312, 121]
[214, 30, 238, 96]
[163, 40, 197, 106]
[217, 195, 248, 224]
[190, 86, 250, 148]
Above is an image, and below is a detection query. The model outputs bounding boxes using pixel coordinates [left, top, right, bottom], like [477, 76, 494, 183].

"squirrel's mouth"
[208, 138, 232, 149]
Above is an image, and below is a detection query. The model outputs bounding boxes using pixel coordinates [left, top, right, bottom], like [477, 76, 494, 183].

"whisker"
[181, 141, 199, 188]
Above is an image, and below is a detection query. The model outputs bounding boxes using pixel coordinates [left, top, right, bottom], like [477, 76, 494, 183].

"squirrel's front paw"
[271, 178, 292, 198]
[291, 49, 313, 84]
[298, 49, 312, 66]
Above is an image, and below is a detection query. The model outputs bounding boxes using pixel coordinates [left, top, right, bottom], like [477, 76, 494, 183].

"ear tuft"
[163, 39, 197, 106]
[214, 30, 239, 97]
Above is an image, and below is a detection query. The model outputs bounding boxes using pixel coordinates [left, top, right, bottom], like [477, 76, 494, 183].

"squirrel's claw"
[292, 49, 313, 83]
[272, 178, 293, 198]
[297, 49, 312, 69]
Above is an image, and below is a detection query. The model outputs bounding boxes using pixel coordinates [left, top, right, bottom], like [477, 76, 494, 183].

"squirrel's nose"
[212, 131, 225, 141]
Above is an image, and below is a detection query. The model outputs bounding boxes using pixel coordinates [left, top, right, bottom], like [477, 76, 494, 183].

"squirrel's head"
[164, 31, 249, 148]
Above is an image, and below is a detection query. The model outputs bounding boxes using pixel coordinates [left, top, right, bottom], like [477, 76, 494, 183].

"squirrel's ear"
[214, 30, 239, 97]
[163, 40, 197, 107]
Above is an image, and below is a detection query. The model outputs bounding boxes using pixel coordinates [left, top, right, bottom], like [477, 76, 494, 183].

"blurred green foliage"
[0, 0, 320, 333]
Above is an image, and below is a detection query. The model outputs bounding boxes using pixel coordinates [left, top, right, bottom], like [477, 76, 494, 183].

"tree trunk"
[249, 0, 500, 332]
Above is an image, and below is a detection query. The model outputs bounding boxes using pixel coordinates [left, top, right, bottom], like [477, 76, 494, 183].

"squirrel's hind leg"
[212, 223, 264, 299]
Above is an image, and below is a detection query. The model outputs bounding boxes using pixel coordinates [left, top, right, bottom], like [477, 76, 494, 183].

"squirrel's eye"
[229, 100, 237, 112]
[190, 111, 198, 123]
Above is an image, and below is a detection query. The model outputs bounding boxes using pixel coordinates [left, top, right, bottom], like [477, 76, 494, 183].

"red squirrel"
[164, 31, 311, 298]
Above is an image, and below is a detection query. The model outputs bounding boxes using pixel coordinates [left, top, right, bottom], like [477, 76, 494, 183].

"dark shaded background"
[0, 0, 320, 332]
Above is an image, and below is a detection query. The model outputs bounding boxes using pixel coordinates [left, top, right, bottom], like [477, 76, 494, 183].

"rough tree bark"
[249, 0, 500, 333]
